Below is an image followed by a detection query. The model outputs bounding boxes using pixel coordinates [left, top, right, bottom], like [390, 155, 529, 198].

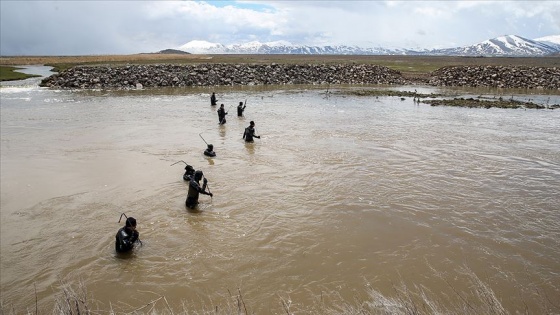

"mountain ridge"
[175, 35, 560, 57]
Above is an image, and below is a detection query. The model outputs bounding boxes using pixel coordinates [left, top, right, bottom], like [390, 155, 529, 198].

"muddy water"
[1, 67, 560, 313]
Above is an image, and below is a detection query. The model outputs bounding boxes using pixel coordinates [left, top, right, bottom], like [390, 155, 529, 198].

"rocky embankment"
[429, 66, 559, 90]
[39, 63, 560, 90]
[39, 63, 407, 89]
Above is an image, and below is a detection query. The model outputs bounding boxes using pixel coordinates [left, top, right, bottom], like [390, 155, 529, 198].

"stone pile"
[39, 63, 409, 89]
[40, 63, 559, 90]
[428, 65, 560, 90]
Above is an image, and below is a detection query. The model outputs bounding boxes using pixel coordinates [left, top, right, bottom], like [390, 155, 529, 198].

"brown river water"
[1, 66, 559, 313]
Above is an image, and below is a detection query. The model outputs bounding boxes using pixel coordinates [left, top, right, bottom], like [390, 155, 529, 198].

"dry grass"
[1, 54, 559, 76]
[2, 267, 558, 315]
[0, 54, 210, 66]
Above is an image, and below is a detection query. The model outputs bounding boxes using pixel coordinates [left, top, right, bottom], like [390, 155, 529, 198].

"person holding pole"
[183, 164, 195, 181]
[115, 217, 140, 253]
[170, 160, 195, 181]
[243, 121, 261, 142]
[210, 92, 217, 106]
[186, 170, 213, 209]
[204, 144, 216, 157]
[199, 133, 216, 157]
[217, 104, 228, 125]
[237, 100, 246, 117]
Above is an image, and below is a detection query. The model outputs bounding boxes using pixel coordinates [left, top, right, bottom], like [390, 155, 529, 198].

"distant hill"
[156, 49, 191, 55]
[176, 35, 560, 57]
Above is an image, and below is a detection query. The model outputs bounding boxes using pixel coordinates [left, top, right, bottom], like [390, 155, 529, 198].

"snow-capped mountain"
[178, 40, 406, 55]
[534, 35, 560, 50]
[424, 35, 560, 56]
[176, 35, 560, 56]
[178, 40, 227, 54]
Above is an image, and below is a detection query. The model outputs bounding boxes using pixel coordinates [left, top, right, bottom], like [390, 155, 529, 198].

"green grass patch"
[0, 66, 41, 81]
[44, 63, 83, 72]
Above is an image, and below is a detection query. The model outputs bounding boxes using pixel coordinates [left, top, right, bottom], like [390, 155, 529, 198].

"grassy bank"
[0, 65, 41, 81]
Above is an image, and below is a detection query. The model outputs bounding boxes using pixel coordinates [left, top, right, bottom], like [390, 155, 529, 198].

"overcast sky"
[1, 0, 559, 55]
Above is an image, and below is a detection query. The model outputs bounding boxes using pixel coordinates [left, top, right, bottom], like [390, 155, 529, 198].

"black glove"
[203, 178, 208, 184]
[256, 136, 261, 139]
[209, 193, 213, 197]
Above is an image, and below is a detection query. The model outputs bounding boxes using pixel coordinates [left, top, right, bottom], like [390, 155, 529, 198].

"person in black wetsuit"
[237, 101, 246, 117]
[186, 170, 213, 209]
[204, 144, 216, 157]
[210, 92, 217, 106]
[217, 104, 227, 125]
[115, 217, 140, 253]
[243, 121, 260, 142]
[183, 164, 195, 181]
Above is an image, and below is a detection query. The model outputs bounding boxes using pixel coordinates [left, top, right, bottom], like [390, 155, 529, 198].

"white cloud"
[1, 0, 558, 55]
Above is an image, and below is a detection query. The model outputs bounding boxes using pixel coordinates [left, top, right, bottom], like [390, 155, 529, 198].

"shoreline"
[35, 63, 560, 109]
[3, 60, 559, 109]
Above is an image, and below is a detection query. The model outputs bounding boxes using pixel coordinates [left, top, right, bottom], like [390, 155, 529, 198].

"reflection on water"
[1, 67, 560, 313]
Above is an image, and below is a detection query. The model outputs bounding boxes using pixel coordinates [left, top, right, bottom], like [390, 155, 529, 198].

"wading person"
[237, 101, 246, 117]
[183, 164, 195, 181]
[217, 104, 228, 125]
[186, 170, 213, 209]
[115, 217, 140, 253]
[243, 121, 260, 142]
[204, 144, 216, 157]
[210, 92, 217, 106]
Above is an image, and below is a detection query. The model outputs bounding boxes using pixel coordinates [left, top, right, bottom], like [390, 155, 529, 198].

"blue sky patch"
[204, 0, 275, 12]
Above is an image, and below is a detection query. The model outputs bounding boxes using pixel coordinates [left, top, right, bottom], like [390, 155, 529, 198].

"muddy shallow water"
[1, 67, 560, 313]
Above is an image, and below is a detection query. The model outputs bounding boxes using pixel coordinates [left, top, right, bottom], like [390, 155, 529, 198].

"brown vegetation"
[339, 89, 559, 109]
[2, 266, 558, 314]
[421, 97, 557, 109]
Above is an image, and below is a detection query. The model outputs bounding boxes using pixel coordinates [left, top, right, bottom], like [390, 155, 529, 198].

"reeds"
[1, 267, 558, 315]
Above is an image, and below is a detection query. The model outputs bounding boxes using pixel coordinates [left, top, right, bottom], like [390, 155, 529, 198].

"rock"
[39, 63, 409, 89]
[428, 66, 559, 90]
[39, 64, 558, 90]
